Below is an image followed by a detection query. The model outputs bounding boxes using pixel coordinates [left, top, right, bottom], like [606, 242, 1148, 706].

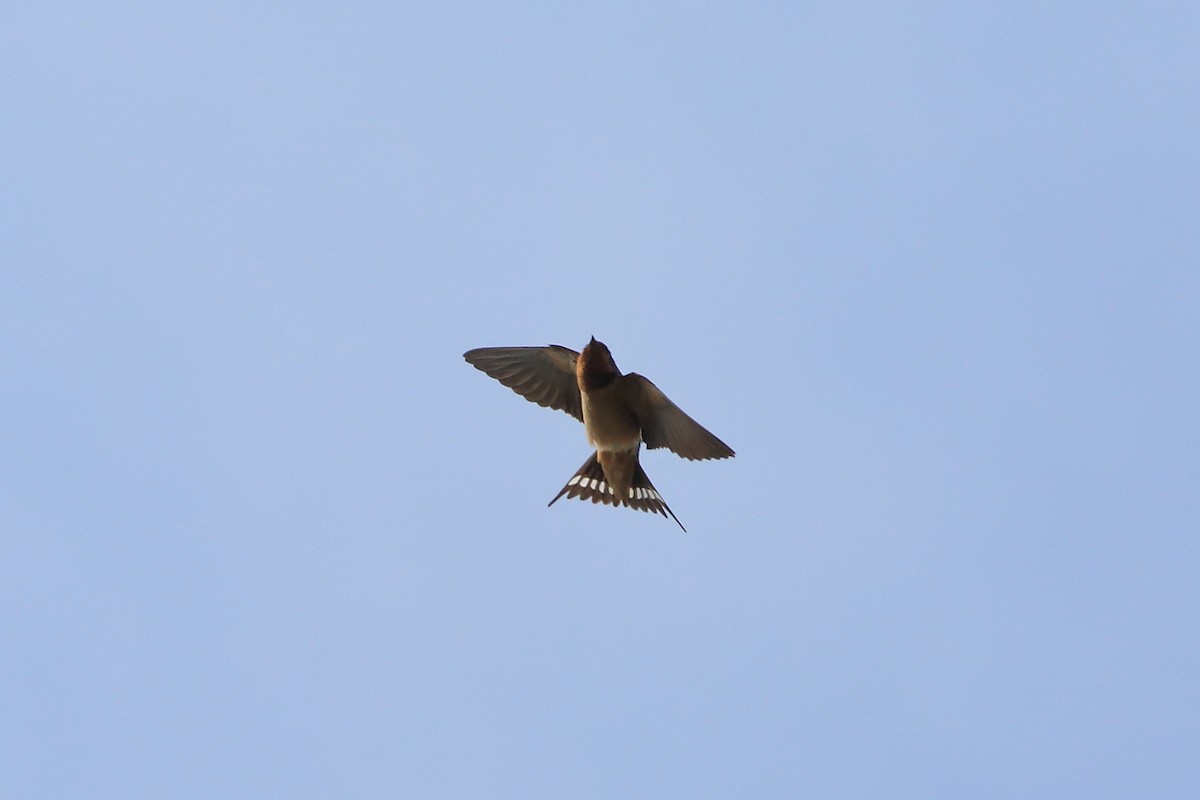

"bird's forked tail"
[548, 452, 685, 531]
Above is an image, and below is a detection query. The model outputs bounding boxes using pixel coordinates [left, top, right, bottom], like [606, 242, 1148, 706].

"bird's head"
[578, 336, 620, 389]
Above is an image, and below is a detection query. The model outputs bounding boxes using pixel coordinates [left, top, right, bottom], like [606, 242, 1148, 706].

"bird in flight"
[463, 337, 734, 531]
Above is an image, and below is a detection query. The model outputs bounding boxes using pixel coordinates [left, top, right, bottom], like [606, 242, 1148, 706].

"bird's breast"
[581, 386, 642, 453]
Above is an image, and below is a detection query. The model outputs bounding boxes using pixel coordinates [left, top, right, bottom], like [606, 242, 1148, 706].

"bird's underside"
[464, 338, 733, 530]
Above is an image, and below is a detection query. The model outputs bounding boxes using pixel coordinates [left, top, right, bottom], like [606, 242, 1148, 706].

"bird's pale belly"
[581, 391, 642, 453]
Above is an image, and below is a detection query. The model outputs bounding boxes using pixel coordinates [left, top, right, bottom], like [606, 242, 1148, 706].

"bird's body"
[463, 337, 734, 530]
[576, 340, 642, 504]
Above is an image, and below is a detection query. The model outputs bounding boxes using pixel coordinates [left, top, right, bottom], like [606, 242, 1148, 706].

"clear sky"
[3, 3, 1198, 798]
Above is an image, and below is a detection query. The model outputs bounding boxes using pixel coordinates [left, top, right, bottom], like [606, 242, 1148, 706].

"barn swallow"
[463, 337, 734, 531]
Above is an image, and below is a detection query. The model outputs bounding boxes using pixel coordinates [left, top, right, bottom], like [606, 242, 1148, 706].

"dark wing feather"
[621, 373, 735, 461]
[463, 346, 583, 421]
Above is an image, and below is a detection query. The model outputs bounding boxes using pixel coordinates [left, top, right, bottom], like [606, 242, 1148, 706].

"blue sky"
[3, 3, 1198, 797]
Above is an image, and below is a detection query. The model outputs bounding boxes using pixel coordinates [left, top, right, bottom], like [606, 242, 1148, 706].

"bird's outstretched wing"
[621, 373, 735, 461]
[463, 346, 583, 421]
